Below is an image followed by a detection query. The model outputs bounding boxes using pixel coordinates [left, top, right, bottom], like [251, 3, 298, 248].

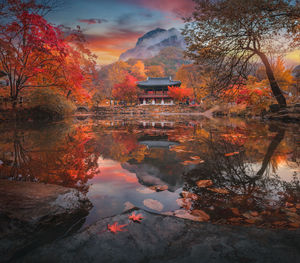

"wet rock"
[17, 209, 300, 263]
[265, 104, 300, 122]
[269, 104, 281, 113]
[0, 180, 91, 262]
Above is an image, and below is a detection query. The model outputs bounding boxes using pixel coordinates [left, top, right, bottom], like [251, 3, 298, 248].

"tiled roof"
[137, 77, 181, 87]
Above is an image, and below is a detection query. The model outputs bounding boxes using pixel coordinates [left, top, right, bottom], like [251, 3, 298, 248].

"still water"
[0, 116, 299, 229]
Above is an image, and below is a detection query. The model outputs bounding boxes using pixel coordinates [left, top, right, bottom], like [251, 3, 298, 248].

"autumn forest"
[0, 0, 300, 262]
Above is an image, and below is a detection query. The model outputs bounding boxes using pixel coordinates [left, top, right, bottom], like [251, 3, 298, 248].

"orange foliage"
[168, 85, 193, 101]
[0, 4, 96, 106]
[112, 74, 139, 103]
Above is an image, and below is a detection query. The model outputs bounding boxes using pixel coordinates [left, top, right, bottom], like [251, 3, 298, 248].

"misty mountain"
[119, 28, 186, 61]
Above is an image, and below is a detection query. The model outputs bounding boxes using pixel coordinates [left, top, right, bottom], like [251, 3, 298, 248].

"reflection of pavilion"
[140, 140, 179, 149]
[138, 135, 179, 149]
[139, 121, 174, 128]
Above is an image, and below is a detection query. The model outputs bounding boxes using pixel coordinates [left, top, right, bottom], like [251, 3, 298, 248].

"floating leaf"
[272, 221, 286, 226]
[207, 188, 229, 194]
[174, 209, 209, 222]
[250, 211, 259, 217]
[196, 180, 213, 188]
[182, 159, 204, 165]
[224, 152, 239, 157]
[231, 207, 240, 216]
[107, 222, 127, 234]
[190, 209, 210, 221]
[181, 191, 199, 200]
[176, 198, 192, 210]
[289, 222, 300, 228]
[143, 199, 163, 211]
[136, 187, 155, 194]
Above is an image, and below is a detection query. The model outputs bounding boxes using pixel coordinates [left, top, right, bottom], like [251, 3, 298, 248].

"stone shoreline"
[16, 208, 300, 263]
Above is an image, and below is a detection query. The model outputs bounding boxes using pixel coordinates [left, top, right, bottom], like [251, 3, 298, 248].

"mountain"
[119, 28, 186, 61]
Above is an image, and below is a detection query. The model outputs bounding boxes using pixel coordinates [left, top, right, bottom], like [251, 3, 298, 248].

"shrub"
[28, 88, 76, 120]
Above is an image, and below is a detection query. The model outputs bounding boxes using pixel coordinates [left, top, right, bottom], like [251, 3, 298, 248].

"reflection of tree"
[181, 126, 300, 228]
[0, 123, 100, 192]
[256, 128, 285, 176]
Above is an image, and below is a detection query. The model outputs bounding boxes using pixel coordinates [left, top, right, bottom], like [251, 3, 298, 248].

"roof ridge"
[148, 77, 170, 80]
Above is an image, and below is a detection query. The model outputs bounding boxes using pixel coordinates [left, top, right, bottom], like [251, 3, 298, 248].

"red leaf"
[107, 222, 127, 234]
[129, 212, 144, 223]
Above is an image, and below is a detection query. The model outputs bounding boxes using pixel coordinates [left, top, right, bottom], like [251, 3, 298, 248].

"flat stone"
[17, 209, 300, 263]
[0, 180, 90, 223]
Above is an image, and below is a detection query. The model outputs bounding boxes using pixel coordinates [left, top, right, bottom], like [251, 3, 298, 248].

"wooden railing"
[138, 94, 170, 98]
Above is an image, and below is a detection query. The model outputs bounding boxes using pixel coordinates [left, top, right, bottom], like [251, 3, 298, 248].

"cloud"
[78, 18, 108, 24]
[116, 12, 153, 26]
[122, 0, 195, 17]
[84, 28, 144, 63]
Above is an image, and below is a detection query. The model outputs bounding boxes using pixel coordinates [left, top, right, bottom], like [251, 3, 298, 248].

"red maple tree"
[112, 74, 139, 105]
[168, 85, 193, 102]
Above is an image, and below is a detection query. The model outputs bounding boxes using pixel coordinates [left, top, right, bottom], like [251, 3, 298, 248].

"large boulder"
[0, 180, 91, 262]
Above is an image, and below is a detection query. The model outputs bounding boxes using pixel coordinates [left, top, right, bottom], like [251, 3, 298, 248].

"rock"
[0, 180, 91, 262]
[0, 180, 90, 223]
[269, 104, 281, 113]
[16, 209, 300, 263]
[265, 104, 300, 122]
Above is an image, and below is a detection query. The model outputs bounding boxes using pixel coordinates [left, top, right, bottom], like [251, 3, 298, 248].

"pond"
[0, 116, 299, 231]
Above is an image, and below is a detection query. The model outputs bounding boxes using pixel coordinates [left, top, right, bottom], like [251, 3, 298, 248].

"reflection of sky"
[83, 156, 180, 227]
[251, 161, 299, 182]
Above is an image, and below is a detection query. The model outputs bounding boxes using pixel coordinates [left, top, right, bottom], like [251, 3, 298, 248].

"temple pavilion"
[137, 77, 181, 105]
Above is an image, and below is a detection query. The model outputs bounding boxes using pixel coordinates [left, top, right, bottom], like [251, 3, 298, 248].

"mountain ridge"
[119, 28, 186, 61]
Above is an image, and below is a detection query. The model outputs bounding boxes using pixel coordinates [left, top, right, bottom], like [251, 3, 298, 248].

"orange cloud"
[285, 50, 300, 66]
[84, 29, 143, 64]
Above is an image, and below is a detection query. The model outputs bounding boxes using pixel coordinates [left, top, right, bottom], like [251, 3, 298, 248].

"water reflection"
[0, 118, 299, 229]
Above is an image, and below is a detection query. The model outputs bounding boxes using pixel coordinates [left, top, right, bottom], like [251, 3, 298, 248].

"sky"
[47, 0, 300, 66]
[47, 0, 195, 65]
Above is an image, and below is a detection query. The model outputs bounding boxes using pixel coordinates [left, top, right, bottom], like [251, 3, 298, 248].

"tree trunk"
[256, 51, 287, 107]
[66, 90, 72, 99]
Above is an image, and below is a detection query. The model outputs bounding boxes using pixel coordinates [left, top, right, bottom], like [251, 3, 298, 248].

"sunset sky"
[47, 0, 300, 66]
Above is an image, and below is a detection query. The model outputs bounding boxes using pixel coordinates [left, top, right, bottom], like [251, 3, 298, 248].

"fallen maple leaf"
[129, 212, 144, 223]
[224, 151, 239, 157]
[190, 209, 210, 221]
[107, 222, 127, 234]
[196, 180, 213, 188]
[207, 188, 229, 194]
